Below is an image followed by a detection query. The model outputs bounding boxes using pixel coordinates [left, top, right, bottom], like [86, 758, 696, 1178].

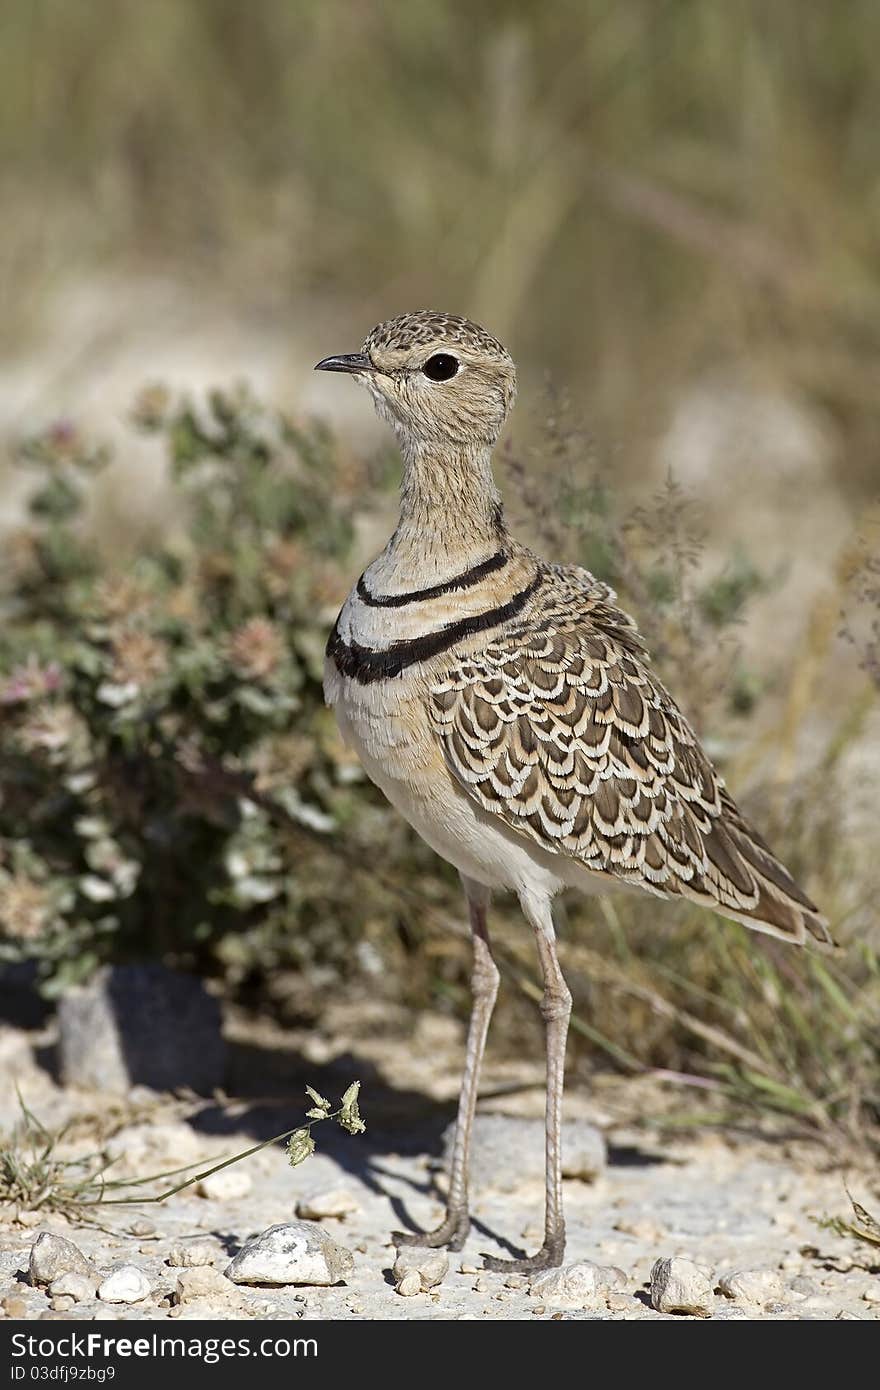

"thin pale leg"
[483, 892, 571, 1273]
[393, 875, 499, 1251]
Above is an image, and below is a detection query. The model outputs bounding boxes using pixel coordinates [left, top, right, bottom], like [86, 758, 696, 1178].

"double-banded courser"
[317, 311, 831, 1273]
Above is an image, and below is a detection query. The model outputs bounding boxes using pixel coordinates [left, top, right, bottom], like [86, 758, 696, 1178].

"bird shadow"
[186, 1034, 556, 1259]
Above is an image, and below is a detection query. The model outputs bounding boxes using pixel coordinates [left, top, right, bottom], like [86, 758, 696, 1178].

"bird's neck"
[381, 435, 507, 586]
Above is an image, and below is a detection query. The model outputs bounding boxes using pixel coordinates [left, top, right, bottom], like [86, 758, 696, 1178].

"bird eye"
[422, 353, 459, 382]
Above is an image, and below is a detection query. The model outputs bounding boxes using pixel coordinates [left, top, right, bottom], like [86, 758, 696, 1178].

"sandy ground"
[0, 1006, 877, 1323]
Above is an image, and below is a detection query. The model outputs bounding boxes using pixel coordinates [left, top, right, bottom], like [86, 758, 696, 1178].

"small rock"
[396, 1271, 422, 1298]
[473, 1275, 490, 1294]
[50, 1296, 75, 1312]
[530, 1261, 624, 1308]
[175, 1268, 235, 1305]
[862, 1283, 880, 1305]
[97, 1267, 152, 1305]
[460, 1261, 479, 1275]
[49, 1273, 98, 1303]
[442, 1114, 606, 1191]
[129, 1220, 156, 1237]
[197, 1169, 252, 1201]
[505, 1274, 528, 1290]
[2, 1296, 29, 1319]
[392, 1247, 448, 1291]
[295, 1186, 359, 1221]
[167, 1241, 218, 1268]
[650, 1258, 714, 1318]
[29, 1232, 95, 1286]
[225, 1222, 353, 1287]
[719, 1268, 784, 1305]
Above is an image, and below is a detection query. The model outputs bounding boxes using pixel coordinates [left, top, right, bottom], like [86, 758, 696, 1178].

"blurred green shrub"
[0, 388, 375, 994]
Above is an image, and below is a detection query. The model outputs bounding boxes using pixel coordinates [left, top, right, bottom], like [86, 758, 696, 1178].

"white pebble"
[98, 1266, 152, 1305]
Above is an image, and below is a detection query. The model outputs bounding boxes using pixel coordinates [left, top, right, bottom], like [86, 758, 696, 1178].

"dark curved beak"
[314, 353, 372, 374]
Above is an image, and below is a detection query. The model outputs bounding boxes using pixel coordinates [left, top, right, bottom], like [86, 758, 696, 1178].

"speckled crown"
[364, 311, 511, 361]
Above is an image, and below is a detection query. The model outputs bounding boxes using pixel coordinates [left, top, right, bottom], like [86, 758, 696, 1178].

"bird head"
[315, 311, 517, 451]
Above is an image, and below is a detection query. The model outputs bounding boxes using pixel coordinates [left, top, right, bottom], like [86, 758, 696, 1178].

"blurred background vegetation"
[0, 2, 878, 1144]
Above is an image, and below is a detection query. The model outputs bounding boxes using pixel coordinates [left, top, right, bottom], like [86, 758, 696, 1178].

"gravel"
[3, 1022, 877, 1324]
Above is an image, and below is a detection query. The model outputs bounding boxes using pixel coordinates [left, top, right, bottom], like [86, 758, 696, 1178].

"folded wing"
[428, 569, 832, 947]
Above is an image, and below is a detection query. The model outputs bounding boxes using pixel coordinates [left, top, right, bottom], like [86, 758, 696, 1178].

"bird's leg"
[483, 894, 571, 1274]
[394, 876, 498, 1251]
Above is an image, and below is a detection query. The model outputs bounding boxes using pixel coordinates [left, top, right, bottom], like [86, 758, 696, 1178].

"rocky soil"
[0, 1007, 877, 1323]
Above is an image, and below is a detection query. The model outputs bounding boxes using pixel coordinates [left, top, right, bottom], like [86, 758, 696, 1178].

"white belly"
[324, 657, 607, 904]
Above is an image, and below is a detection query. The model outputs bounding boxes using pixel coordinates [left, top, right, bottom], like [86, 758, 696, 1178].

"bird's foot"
[481, 1235, 565, 1275]
[391, 1209, 470, 1253]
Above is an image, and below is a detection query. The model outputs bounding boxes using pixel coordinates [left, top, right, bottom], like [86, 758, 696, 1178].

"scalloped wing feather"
[428, 567, 833, 948]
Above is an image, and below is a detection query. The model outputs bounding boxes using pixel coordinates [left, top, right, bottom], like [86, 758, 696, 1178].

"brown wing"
[428, 571, 832, 947]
